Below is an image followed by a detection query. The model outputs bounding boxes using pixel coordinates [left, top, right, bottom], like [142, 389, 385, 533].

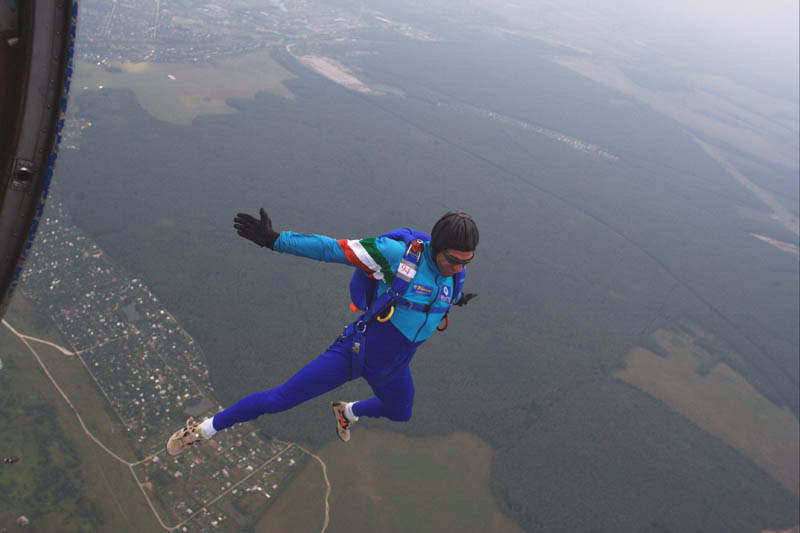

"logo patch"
[411, 284, 434, 297]
[439, 285, 452, 303]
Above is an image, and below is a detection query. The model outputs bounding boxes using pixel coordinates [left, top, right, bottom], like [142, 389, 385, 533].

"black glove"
[454, 293, 477, 307]
[234, 208, 280, 249]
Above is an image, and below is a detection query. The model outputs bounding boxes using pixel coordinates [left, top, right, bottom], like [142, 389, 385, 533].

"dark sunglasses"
[443, 251, 473, 265]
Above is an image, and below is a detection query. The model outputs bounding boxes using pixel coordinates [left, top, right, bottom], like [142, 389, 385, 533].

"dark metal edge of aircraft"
[0, 0, 77, 319]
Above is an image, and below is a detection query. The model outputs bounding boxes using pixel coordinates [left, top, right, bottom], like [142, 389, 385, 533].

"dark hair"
[430, 211, 479, 255]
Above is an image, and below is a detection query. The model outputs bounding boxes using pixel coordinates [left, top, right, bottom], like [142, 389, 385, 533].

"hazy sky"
[607, 0, 799, 96]
[655, 1, 795, 55]
[470, 0, 798, 99]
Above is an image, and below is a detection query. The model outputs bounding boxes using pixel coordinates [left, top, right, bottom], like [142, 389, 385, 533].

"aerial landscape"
[0, 0, 797, 531]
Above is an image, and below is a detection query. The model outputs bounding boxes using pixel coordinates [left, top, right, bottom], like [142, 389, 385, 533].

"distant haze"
[636, 0, 799, 54]
[602, 0, 799, 96]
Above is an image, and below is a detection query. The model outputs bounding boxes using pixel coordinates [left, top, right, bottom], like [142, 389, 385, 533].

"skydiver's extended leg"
[352, 365, 415, 422]
[167, 339, 355, 455]
[210, 339, 354, 432]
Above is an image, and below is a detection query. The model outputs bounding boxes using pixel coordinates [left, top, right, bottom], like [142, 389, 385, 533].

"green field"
[261, 429, 521, 533]
[0, 296, 161, 532]
[615, 325, 800, 494]
[75, 49, 296, 124]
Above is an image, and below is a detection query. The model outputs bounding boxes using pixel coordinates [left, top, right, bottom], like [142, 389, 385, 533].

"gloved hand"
[234, 208, 280, 249]
[454, 293, 477, 306]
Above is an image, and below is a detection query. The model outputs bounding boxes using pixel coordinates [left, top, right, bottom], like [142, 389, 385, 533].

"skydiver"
[166, 209, 478, 455]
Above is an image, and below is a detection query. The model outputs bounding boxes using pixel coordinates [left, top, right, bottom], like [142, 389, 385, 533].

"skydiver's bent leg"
[352, 365, 415, 422]
[211, 339, 353, 432]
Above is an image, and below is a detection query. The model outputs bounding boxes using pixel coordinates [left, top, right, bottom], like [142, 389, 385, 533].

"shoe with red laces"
[166, 417, 205, 456]
[331, 402, 357, 442]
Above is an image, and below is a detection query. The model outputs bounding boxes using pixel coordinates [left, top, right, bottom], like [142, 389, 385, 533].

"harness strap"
[361, 240, 423, 323]
[345, 240, 424, 379]
[394, 297, 449, 314]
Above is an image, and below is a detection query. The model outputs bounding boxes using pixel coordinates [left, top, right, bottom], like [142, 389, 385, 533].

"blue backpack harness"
[340, 228, 465, 379]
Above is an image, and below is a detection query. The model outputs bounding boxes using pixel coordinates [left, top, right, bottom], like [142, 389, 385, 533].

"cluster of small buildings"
[21, 201, 213, 453]
[75, 0, 378, 65]
[60, 116, 93, 151]
[20, 196, 307, 530]
[138, 432, 304, 529]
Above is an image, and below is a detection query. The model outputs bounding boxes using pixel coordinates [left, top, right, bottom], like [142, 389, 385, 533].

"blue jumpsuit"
[212, 231, 459, 431]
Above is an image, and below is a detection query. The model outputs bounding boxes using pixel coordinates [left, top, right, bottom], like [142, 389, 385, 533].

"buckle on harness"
[376, 305, 394, 322]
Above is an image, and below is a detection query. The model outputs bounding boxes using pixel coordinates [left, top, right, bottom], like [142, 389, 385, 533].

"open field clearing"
[616, 327, 799, 493]
[261, 429, 521, 533]
[75, 50, 296, 124]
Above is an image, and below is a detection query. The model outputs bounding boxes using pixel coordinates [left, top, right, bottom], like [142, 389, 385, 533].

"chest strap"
[393, 297, 449, 314]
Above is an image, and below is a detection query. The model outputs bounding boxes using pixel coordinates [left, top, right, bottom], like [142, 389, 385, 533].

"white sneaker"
[331, 402, 357, 442]
[166, 417, 205, 456]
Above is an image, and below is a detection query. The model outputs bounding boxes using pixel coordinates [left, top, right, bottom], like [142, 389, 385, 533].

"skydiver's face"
[435, 249, 474, 276]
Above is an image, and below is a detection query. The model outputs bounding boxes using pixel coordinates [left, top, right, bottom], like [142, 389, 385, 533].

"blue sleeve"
[273, 231, 349, 264]
[273, 232, 407, 282]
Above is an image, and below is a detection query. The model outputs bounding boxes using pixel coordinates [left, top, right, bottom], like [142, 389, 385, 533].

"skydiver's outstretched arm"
[234, 207, 346, 263]
[234, 207, 404, 272]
